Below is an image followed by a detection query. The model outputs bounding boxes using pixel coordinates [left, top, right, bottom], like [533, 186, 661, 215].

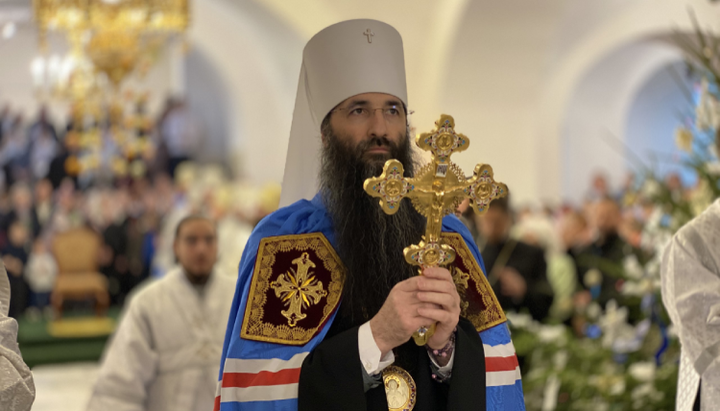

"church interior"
[1, 0, 719, 410]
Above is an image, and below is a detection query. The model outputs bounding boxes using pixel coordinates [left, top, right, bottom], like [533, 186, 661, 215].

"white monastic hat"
[279, 19, 408, 207]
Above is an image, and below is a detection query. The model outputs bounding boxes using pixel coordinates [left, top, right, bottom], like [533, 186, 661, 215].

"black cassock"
[298, 315, 486, 411]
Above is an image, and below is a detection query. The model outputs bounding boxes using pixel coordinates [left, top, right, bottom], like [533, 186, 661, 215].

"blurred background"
[1, 0, 720, 410]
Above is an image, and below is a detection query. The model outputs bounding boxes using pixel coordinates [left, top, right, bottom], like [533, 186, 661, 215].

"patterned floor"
[31, 362, 99, 411]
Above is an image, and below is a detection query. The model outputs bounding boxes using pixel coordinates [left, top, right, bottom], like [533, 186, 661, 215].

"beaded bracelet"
[427, 327, 457, 359]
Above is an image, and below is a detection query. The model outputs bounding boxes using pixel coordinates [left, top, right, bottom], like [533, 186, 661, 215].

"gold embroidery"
[441, 233, 507, 332]
[271, 252, 328, 327]
[241, 233, 344, 345]
[452, 266, 470, 290]
[452, 267, 471, 314]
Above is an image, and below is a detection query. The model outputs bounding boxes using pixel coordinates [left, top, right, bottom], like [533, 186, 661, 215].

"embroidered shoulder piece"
[441, 233, 506, 332]
[241, 233, 345, 345]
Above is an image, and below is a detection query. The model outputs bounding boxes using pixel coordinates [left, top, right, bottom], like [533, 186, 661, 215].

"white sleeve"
[358, 321, 394, 375]
[86, 301, 159, 411]
[662, 233, 720, 384]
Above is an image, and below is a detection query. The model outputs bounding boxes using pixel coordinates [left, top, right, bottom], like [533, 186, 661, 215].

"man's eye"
[349, 108, 366, 116]
[386, 107, 400, 116]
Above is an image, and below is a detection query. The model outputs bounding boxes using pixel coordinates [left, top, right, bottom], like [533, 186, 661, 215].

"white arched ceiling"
[221, 0, 720, 201]
[189, 0, 303, 182]
[5, 0, 718, 199]
[245, 0, 476, 126]
[423, 0, 720, 205]
[560, 40, 683, 203]
[624, 61, 695, 186]
[185, 47, 231, 163]
[440, 0, 571, 205]
[535, 0, 720, 203]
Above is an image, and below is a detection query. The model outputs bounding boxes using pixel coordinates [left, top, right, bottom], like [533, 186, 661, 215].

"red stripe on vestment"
[222, 368, 302, 388]
[485, 355, 519, 372]
[213, 395, 221, 411]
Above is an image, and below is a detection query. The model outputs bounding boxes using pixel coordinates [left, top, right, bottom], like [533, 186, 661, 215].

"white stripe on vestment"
[486, 366, 522, 387]
[220, 384, 300, 403]
[483, 342, 516, 358]
[223, 352, 309, 374]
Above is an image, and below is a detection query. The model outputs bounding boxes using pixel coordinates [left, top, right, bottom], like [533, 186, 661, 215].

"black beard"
[319, 125, 426, 327]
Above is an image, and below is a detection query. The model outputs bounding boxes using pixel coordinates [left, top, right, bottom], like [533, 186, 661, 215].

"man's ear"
[320, 132, 328, 147]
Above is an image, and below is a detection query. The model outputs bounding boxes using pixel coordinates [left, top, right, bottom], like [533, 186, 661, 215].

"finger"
[417, 291, 459, 311]
[422, 267, 453, 281]
[400, 301, 442, 316]
[393, 276, 421, 292]
[417, 306, 457, 326]
[416, 277, 457, 294]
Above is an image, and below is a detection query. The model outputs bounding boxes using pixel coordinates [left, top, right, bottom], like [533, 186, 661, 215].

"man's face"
[173, 219, 218, 281]
[477, 207, 511, 245]
[326, 92, 407, 165]
[35, 179, 53, 203]
[594, 200, 620, 236]
[319, 93, 421, 325]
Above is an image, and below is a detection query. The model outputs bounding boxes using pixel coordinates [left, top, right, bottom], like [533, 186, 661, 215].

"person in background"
[87, 215, 235, 411]
[0, 115, 28, 186]
[1, 183, 34, 240]
[32, 179, 54, 236]
[29, 126, 58, 181]
[586, 172, 612, 202]
[25, 237, 57, 318]
[559, 210, 591, 279]
[512, 215, 578, 322]
[2, 221, 29, 318]
[476, 196, 554, 322]
[158, 99, 201, 178]
[0, 260, 36, 411]
[574, 197, 631, 307]
[0, 104, 11, 143]
[27, 106, 59, 145]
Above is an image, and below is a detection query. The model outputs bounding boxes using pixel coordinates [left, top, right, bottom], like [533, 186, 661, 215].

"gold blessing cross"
[364, 114, 508, 345]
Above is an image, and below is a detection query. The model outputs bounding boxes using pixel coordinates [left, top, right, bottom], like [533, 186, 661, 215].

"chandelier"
[33, 0, 188, 44]
[33, 0, 188, 79]
[32, 0, 189, 179]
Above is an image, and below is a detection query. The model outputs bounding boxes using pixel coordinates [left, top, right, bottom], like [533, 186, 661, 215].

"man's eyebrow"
[385, 99, 402, 106]
[344, 99, 369, 107]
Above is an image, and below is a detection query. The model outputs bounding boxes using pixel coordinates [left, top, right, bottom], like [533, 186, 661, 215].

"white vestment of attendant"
[87, 268, 235, 411]
[661, 199, 720, 411]
[0, 260, 35, 411]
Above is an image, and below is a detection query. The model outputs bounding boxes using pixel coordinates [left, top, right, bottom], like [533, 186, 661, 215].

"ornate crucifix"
[364, 114, 508, 345]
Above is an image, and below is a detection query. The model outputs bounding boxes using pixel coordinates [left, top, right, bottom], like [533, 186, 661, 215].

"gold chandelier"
[33, 0, 188, 86]
[33, 0, 189, 42]
[31, 0, 189, 179]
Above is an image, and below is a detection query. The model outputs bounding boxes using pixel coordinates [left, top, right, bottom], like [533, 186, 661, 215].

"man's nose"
[367, 109, 388, 139]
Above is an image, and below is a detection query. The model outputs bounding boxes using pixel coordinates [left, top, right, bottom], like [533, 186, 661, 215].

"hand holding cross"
[364, 114, 508, 345]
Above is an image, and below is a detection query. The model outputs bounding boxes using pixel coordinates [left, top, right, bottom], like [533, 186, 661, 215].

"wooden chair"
[51, 227, 109, 319]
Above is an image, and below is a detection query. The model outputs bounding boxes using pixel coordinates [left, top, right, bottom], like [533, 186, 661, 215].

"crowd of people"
[0, 101, 277, 321]
[0, 102, 697, 331]
[458, 172, 696, 332]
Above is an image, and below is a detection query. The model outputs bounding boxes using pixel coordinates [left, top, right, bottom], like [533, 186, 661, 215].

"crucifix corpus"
[364, 114, 508, 345]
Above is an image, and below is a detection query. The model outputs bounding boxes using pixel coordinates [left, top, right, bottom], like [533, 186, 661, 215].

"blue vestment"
[214, 195, 525, 410]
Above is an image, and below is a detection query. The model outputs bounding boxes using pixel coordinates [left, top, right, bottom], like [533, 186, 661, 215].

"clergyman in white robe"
[87, 267, 235, 411]
[661, 198, 720, 411]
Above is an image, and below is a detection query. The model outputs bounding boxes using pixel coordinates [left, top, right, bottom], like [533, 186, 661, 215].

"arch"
[535, 0, 720, 202]
[189, 0, 304, 182]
